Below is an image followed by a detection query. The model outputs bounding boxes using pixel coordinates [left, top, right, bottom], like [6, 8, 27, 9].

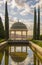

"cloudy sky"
[0, 0, 42, 35]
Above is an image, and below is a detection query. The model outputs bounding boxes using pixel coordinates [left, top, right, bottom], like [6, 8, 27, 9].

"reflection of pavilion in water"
[9, 22, 28, 40]
[0, 46, 34, 65]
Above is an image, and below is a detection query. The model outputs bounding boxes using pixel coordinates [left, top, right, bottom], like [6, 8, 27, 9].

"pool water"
[0, 46, 34, 65]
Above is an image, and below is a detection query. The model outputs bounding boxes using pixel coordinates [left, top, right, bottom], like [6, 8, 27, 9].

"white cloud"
[0, 13, 5, 27]
[20, 10, 28, 15]
[9, 0, 24, 10]
[39, 0, 42, 8]
[25, 4, 30, 12]
[0, 1, 3, 3]
[36, 0, 39, 1]
[9, 10, 17, 16]
[31, 0, 42, 8]
[10, 0, 17, 8]
[20, 4, 31, 15]
[0, 13, 4, 19]
[7, 0, 31, 15]
[40, 11, 42, 16]
[1, 0, 33, 16]
[0, 0, 7, 5]
[3, 0, 6, 3]
[0, 0, 3, 6]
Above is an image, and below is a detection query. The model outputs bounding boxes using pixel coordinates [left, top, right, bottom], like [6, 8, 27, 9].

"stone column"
[9, 30, 11, 40]
[13, 31, 14, 39]
[26, 46, 27, 53]
[21, 46, 23, 52]
[21, 31, 23, 40]
[26, 31, 27, 40]
[9, 46, 11, 53]
[14, 31, 16, 40]
[14, 46, 16, 52]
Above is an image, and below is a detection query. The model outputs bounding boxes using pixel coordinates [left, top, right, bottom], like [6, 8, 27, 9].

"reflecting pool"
[0, 45, 34, 65]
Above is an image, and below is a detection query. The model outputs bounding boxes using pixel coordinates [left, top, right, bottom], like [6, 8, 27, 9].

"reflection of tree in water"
[0, 51, 4, 64]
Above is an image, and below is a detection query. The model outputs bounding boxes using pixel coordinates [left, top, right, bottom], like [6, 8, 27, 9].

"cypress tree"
[33, 7, 37, 40]
[37, 6, 40, 40]
[0, 17, 5, 39]
[5, 1, 9, 40]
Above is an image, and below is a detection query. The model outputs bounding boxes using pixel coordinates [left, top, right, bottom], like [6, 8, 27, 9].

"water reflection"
[0, 45, 34, 65]
[1, 52, 5, 65]
[8, 47, 34, 65]
[0, 51, 4, 64]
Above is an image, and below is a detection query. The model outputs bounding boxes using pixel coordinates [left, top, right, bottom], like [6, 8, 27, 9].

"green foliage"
[33, 6, 40, 40]
[0, 17, 5, 39]
[5, 1, 9, 40]
[33, 7, 37, 40]
[40, 35, 42, 40]
[37, 6, 40, 40]
[0, 39, 5, 43]
[32, 40, 42, 47]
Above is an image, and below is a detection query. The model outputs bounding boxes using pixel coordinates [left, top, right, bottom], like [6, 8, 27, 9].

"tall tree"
[5, 1, 9, 40]
[37, 6, 40, 40]
[33, 7, 37, 40]
[0, 17, 5, 39]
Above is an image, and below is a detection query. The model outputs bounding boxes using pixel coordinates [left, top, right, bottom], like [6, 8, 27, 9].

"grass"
[0, 39, 5, 43]
[31, 40, 42, 47]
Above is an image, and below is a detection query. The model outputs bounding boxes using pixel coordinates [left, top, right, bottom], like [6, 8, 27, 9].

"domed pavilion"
[9, 22, 28, 40]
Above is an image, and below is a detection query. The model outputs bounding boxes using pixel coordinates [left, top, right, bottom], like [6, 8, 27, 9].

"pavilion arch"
[9, 22, 28, 40]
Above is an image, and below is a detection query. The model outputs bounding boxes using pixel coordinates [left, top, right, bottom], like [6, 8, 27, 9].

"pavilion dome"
[11, 22, 27, 30]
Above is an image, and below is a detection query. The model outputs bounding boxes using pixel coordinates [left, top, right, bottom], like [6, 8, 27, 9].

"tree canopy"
[5, 1, 9, 40]
[0, 17, 5, 39]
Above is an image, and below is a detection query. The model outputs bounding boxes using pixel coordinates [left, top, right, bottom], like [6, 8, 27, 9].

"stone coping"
[0, 41, 7, 46]
[29, 41, 42, 55]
